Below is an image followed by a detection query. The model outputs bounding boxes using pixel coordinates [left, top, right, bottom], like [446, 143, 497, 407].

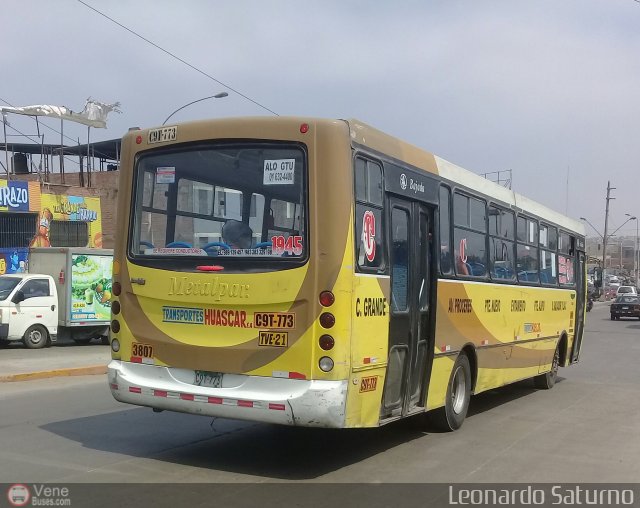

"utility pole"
[602, 181, 614, 278]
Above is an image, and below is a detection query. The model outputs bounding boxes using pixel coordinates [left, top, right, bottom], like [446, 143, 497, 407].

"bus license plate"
[253, 312, 296, 329]
[148, 126, 177, 144]
[131, 342, 153, 359]
[258, 331, 288, 347]
[195, 370, 223, 388]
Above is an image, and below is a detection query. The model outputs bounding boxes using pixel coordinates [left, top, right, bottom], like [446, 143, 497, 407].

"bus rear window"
[130, 143, 307, 263]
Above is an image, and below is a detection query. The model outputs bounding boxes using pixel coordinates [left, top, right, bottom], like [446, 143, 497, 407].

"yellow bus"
[108, 117, 586, 430]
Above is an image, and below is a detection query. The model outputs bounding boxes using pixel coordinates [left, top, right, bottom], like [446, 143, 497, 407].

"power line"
[76, 0, 279, 117]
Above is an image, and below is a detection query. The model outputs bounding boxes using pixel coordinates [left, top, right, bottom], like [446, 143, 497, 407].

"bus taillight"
[319, 334, 335, 351]
[319, 313, 335, 328]
[113, 282, 122, 296]
[319, 357, 334, 372]
[319, 291, 335, 307]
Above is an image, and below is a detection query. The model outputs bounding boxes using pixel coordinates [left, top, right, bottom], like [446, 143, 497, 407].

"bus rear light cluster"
[319, 313, 335, 329]
[319, 356, 334, 372]
[319, 334, 335, 351]
[112, 282, 122, 296]
[111, 319, 121, 333]
[319, 291, 335, 307]
[112, 301, 121, 315]
[111, 338, 120, 352]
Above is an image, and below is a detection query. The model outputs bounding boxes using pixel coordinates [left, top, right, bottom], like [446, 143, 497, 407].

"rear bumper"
[611, 311, 640, 317]
[108, 360, 347, 428]
[0, 323, 7, 341]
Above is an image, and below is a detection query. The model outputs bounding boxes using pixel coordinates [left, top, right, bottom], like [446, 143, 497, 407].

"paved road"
[0, 337, 109, 380]
[0, 301, 638, 485]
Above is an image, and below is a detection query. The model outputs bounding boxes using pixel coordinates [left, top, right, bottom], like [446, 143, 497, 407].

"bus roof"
[346, 119, 585, 236]
[130, 116, 584, 236]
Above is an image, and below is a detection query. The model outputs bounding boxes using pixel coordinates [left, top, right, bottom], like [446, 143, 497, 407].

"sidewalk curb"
[0, 364, 107, 383]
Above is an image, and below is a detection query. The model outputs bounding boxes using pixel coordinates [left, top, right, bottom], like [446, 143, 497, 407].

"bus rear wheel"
[431, 354, 471, 431]
[534, 345, 559, 389]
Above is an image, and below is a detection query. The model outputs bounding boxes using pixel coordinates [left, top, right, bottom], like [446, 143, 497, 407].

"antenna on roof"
[480, 169, 512, 189]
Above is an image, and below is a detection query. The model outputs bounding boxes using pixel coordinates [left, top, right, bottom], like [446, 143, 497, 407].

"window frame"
[438, 184, 453, 276]
[128, 140, 310, 270]
[516, 214, 540, 285]
[487, 203, 516, 283]
[452, 190, 488, 279]
[19, 278, 51, 299]
[353, 154, 386, 274]
[558, 230, 577, 287]
[538, 222, 558, 287]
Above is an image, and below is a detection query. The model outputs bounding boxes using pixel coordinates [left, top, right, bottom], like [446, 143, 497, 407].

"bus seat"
[493, 266, 507, 279]
[469, 262, 486, 277]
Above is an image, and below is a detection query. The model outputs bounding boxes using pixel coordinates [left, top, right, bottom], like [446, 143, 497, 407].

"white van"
[0, 274, 58, 348]
[616, 285, 638, 296]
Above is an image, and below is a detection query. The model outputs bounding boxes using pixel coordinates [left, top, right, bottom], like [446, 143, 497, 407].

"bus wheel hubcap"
[451, 366, 466, 414]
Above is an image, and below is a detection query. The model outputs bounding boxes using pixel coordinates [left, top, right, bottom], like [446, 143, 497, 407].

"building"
[0, 139, 121, 274]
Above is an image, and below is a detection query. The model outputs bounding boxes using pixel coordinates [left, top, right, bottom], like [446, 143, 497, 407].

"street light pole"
[580, 217, 603, 240]
[626, 213, 639, 287]
[162, 92, 229, 126]
[581, 213, 635, 293]
[602, 181, 614, 277]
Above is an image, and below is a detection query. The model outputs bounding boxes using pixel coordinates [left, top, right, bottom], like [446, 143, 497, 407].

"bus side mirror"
[11, 290, 25, 304]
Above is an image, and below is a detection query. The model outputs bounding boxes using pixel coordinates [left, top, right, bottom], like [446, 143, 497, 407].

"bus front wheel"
[534, 345, 559, 390]
[431, 354, 472, 431]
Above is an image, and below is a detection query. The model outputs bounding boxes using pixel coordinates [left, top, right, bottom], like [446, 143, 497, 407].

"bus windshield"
[130, 143, 306, 262]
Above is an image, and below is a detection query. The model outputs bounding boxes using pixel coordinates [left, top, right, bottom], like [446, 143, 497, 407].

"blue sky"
[1, 0, 639, 236]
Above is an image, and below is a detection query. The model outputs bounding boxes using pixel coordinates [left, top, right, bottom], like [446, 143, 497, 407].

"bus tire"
[431, 354, 472, 431]
[534, 344, 559, 389]
[23, 325, 49, 349]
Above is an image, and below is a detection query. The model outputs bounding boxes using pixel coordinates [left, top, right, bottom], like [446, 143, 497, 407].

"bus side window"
[355, 157, 384, 271]
[439, 186, 453, 275]
[391, 208, 409, 311]
[488, 206, 515, 281]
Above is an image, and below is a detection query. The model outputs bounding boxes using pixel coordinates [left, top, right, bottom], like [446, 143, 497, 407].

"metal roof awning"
[60, 139, 121, 161]
[1, 139, 121, 161]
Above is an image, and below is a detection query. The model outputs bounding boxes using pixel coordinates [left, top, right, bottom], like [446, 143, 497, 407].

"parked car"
[604, 287, 618, 299]
[616, 285, 638, 296]
[610, 295, 640, 320]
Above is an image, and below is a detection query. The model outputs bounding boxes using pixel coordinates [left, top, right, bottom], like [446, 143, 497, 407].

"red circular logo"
[362, 211, 376, 262]
[7, 484, 30, 507]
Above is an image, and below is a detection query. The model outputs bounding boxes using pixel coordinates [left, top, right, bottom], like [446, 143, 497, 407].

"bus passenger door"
[382, 198, 435, 418]
[571, 251, 586, 363]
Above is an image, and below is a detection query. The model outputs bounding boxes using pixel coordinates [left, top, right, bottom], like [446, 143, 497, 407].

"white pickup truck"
[0, 248, 113, 349]
[0, 274, 60, 348]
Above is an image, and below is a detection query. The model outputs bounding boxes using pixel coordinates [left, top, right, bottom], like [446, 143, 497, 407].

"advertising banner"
[70, 253, 112, 322]
[0, 180, 40, 212]
[0, 248, 28, 274]
[33, 194, 103, 248]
